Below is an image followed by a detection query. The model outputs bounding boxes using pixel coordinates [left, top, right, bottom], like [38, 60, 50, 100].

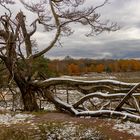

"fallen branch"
[73, 92, 140, 108]
[115, 83, 140, 111]
[76, 110, 140, 122]
[32, 78, 137, 89]
[42, 89, 140, 122]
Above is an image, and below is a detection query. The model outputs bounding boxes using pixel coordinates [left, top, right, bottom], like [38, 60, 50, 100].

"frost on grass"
[113, 120, 140, 136]
[36, 122, 106, 140]
[0, 113, 34, 125]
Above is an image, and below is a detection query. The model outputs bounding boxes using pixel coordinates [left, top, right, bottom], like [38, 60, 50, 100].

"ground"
[33, 112, 140, 140]
[0, 72, 140, 139]
[0, 110, 139, 140]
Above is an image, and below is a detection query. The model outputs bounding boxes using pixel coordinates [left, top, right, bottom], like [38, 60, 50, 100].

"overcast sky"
[4, 0, 140, 59]
[45, 0, 140, 59]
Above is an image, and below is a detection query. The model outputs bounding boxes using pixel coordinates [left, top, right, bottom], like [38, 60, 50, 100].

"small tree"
[0, 0, 118, 111]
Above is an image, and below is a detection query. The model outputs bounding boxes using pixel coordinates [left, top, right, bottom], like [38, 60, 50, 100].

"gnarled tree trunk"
[14, 75, 39, 111]
[20, 85, 39, 111]
[4, 58, 39, 111]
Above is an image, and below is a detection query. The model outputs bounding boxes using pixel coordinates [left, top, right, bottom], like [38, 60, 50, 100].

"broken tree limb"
[33, 78, 140, 122]
[76, 110, 140, 122]
[32, 78, 140, 96]
[77, 85, 133, 94]
[73, 92, 140, 108]
[132, 96, 140, 114]
[42, 89, 78, 114]
[115, 83, 140, 111]
[32, 78, 137, 89]
[42, 89, 140, 122]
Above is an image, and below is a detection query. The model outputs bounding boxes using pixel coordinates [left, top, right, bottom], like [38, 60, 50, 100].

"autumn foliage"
[68, 63, 80, 75]
[47, 58, 140, 76]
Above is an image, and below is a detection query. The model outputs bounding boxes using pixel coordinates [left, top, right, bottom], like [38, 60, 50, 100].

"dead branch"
[32, 78, 140, 122]
[73, 92, 140, 108]
[115, 83, 140, 111]
[42, 89, 140, 122]
[32, 78, 137, 90]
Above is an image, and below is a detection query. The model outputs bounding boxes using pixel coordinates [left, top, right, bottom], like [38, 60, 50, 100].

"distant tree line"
[1, 57, 140, 86]
[48, 58, 140, 76]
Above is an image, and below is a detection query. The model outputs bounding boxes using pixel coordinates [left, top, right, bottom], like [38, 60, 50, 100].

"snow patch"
[0, 113, 34, 125]
[113, 120, 140, 136]
[36, 122, 104, 140]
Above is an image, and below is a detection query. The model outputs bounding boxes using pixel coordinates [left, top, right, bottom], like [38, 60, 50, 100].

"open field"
[61, 72, 140, 83]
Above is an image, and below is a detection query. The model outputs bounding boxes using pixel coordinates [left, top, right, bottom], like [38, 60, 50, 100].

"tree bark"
[20, 85, 39, 111]
[13, 74, 39, 111]
[4, 58, 39, 111]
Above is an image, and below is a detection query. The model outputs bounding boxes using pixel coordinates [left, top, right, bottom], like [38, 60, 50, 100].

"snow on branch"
[33, 78, 137, 88]
[42, 89, 140, 122]
[73, 92, 140, 108]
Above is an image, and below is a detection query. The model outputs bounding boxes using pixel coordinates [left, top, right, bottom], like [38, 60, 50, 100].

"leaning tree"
[0, 0, 118, 111]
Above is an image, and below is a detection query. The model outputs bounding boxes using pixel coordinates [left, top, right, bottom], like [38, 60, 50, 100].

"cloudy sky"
[3, 0, 140, 59]
[44, 0, 140, 59]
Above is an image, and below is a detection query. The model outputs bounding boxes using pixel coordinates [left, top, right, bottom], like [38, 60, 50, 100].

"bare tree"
[0, 0, 118, 111]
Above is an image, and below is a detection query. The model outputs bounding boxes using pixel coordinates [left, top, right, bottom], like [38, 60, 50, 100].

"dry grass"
[0, 126, 29, 140]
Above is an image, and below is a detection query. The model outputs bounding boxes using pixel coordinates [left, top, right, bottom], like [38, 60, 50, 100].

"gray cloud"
[44, 0, 140, 59]
[46, 39, 140, 59]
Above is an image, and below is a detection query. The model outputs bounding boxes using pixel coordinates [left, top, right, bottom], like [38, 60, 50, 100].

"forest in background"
[47, 56, 140, 76]
[1, 56, 140, 85]
[3, 56, 140, 77]
[4, 56, 140, 80]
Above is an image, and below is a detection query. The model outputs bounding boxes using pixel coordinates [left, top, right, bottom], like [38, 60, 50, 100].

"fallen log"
[32, 78, 137, 89]
[73, 92, 140, 108]
[115, 83, 140, 111]
[43, 89, 140, 122]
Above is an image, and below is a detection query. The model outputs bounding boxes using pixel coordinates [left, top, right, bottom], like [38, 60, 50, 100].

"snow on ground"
[43, 103, 56, 111]
[0, 113, 34, 125]
[35, 122, 104, 140]
[0, 75, 139, 137]
[41, 89, 140, 137]
[113, 120, 140, 136]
